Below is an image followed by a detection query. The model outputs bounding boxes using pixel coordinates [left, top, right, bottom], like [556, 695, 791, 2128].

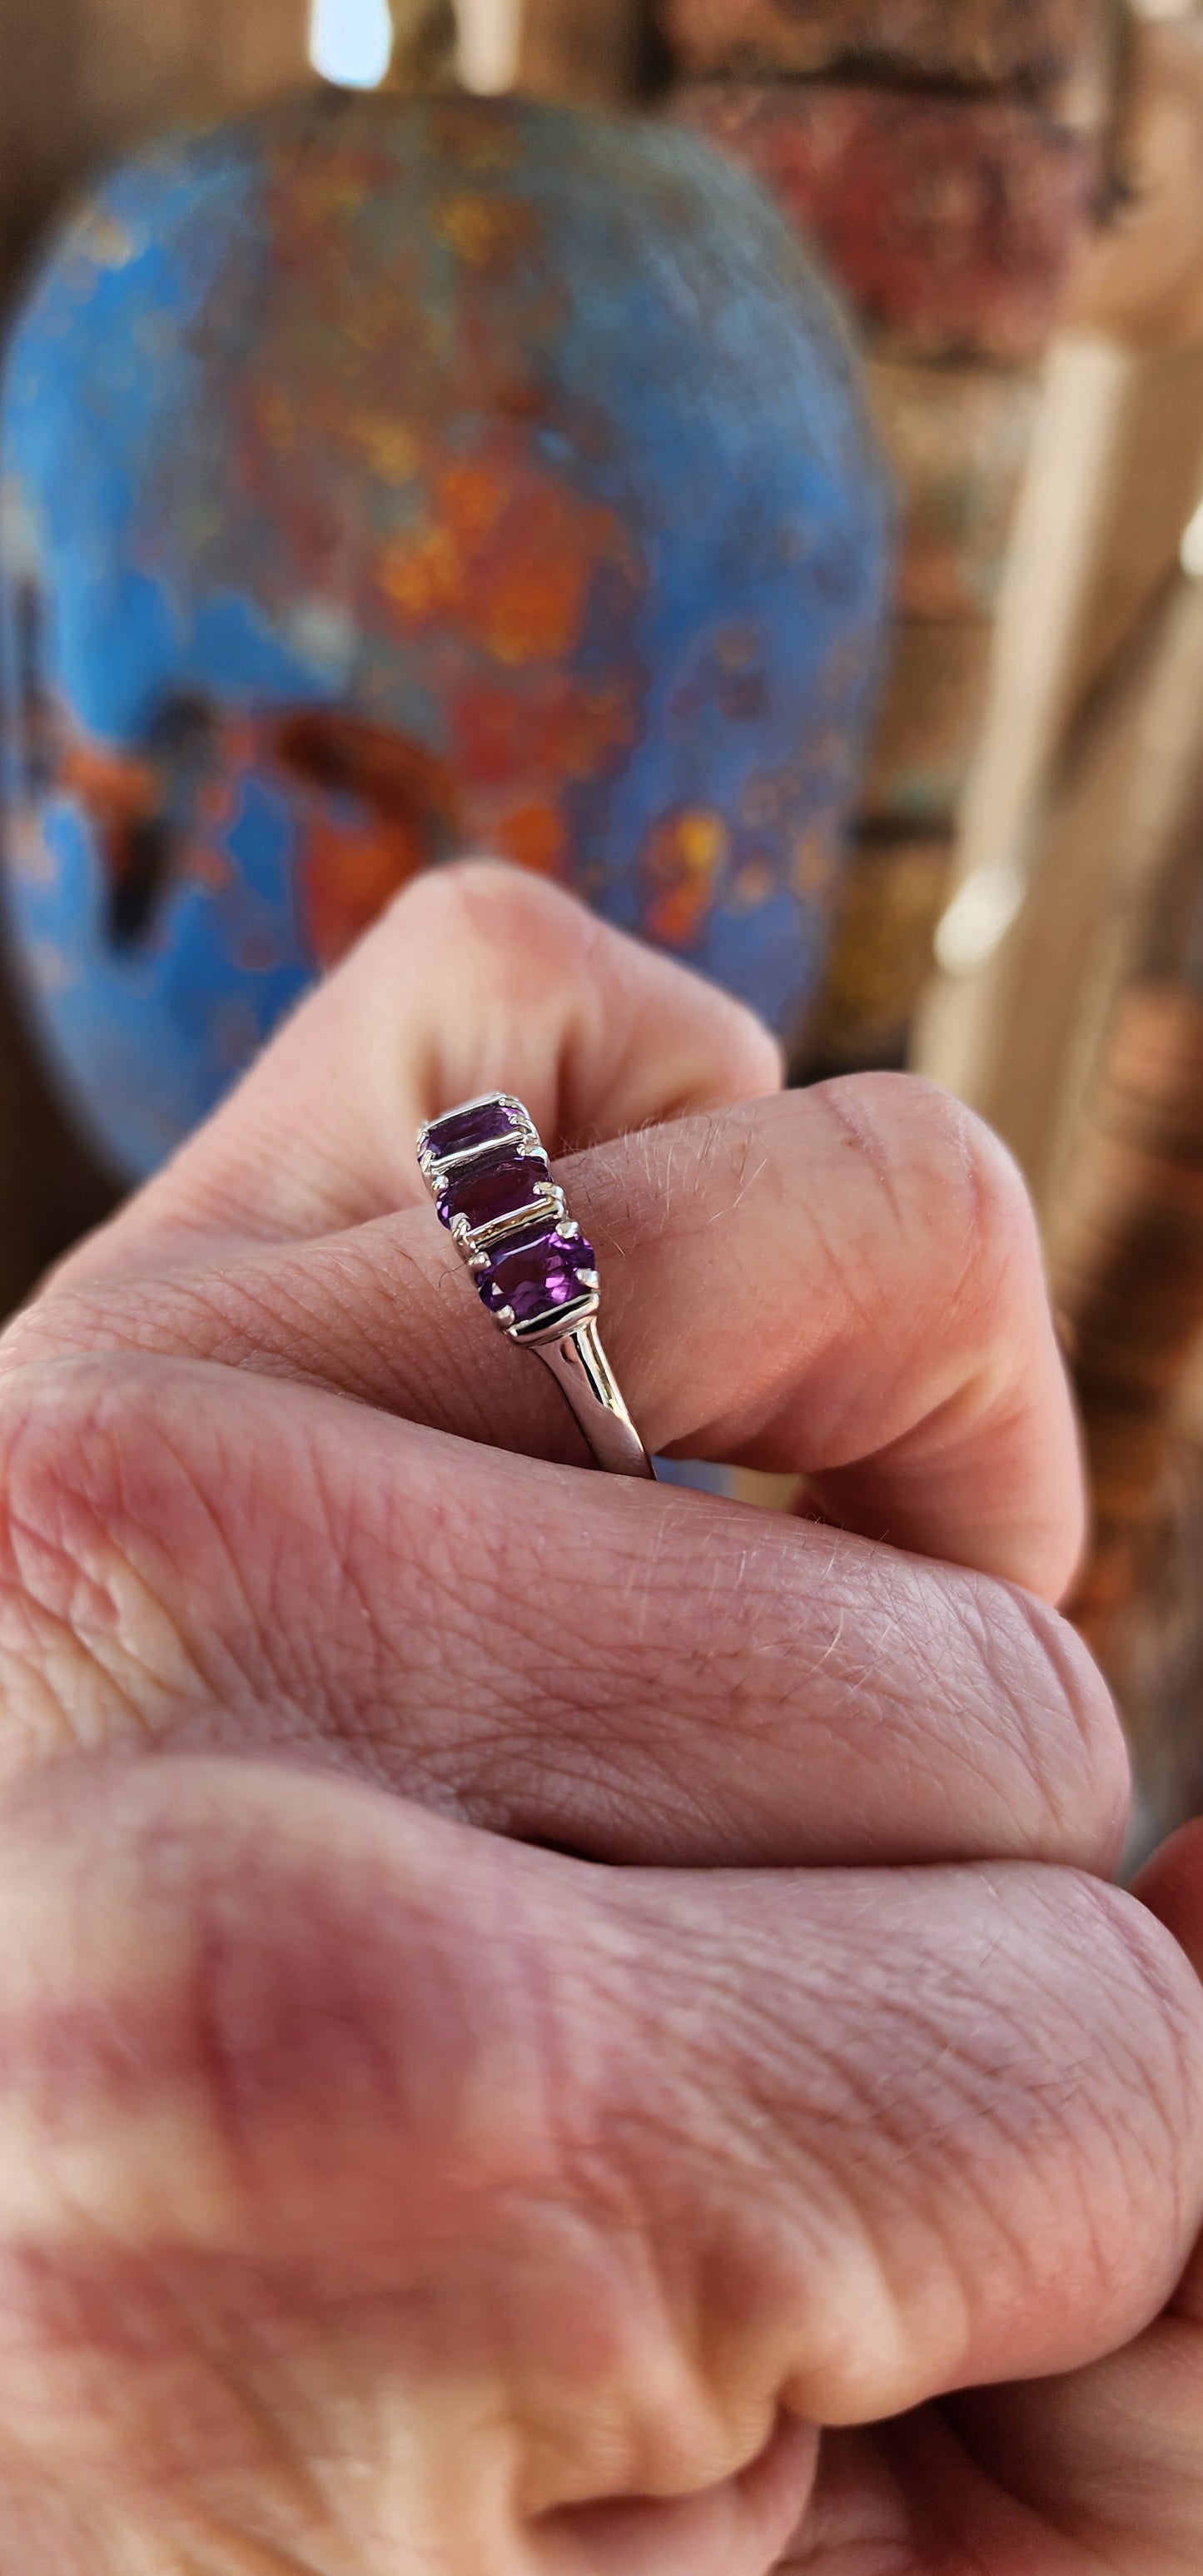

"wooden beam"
[913, 337, 1203, 1176]
[867, 359, 1042, 622]
[0, 0, 311, 302]
[1068, 13, 1203, 353]
[919, 559, 1203, 1202]
[862, 624, 995, 828]
[798, 834, 954, 1076]
[912, 11, 1203, 1197]
[1056, 980, 1203, 1673]
[515, 0, 652, 102]
[659, 0, 1109, 106]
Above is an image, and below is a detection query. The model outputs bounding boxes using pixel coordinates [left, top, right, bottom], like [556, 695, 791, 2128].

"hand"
[0, 862, 1199, 2574]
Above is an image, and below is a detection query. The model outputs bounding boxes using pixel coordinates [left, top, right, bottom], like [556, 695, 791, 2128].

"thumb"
[59, 859, 783, 1277]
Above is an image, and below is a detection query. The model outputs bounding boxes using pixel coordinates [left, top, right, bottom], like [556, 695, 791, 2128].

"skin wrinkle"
[589, 1994, 929, 2435]
[0, 1406, 198, 1756]
[0, 1552, 158, 1758]
[74, 2258, 338, 2557]
[665, 1868, 1190, 2340]
[957, 1938, 1193, 2346]
[822, 1081, 990, 1336]
[960, 1584, 1130, 1869]
[0, 1348, 1123, 1872]
[806, 1084, 1036, 1448]
[122, 1420, 288, 1738]
[115, 1410, 359, 1764]
[493, 1522, 1071, 1858]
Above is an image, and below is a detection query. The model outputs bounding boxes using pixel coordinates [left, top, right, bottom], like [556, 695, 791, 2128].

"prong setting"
[415, 1092, 651, 1479]
[417, 1089, 602, 1340]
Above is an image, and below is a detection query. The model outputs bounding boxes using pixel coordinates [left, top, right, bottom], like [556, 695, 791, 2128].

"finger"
[939, 1819, 1203, 2570]
[0, 1353, 1126, 1872]
[1131, 1819, 1203, 2330]
[62, 861, 782, 1275]
[534, 2416, 819, 2576]
[25, 1079, 1084, 1599]
[1131, 1817, 1203, 1976]
[0, 1750, 1198, 2567]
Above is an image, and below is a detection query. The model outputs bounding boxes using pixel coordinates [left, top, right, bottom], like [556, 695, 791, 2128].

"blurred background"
[2, 0, 1203, 1847]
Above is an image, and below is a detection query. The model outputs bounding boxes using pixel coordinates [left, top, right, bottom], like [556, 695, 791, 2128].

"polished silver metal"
[416, 1091, 654, 1481]
[467, 1186, 565, 1251]
[534, 1315, 654, 1480]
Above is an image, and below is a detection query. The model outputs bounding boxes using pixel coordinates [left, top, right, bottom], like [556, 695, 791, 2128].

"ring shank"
[536, 1319, 655, 1479]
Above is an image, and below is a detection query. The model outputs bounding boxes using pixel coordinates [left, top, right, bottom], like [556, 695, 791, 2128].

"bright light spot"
[1181, 498, 1203, 579]
[310, 0, 393, 87]
[934, 863, 1025, 977]
[457, 0, 521, 91]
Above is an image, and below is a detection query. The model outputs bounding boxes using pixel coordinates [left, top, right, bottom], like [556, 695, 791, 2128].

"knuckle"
[1080, 1876, 1203, 2151]
[961, 1574, 1131, 1869]
[0, 1759, 565, 2248]
[0, 1360, 211, 1768]
[0, 1759, 573, 2505]
[1049, 1874, 1203, 2283]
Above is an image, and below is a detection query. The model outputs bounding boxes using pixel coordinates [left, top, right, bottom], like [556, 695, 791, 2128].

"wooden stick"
[914, 346, 1203, 1191]
[1057, 980, 1203, 1650]
[385, 0, 459, 87]
[798, 835, 954, 1077]
[913, 14, 1203, 1193]
[515, 0, 653, 102]
[867, 359, 1043, 623]
[0, 0, 312, 301]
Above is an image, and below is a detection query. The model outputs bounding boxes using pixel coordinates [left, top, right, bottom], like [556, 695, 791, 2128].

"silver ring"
[416, 1092, 654, 1480]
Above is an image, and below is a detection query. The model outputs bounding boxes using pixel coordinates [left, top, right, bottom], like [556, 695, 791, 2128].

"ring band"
[416, 1092, 654, 1480]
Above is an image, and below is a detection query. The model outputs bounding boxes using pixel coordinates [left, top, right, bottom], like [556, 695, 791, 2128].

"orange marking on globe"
[351, 417, 421, 485]
[379, 522, 465, 624]
[299, 812, 428, 970]
[473, 485, 616, 665]
[379, 451, 625, 669]
[495, 799, 566, 877]
[451, 674, 638, 794]
[435, 196, 536, 271]
[644, 808, 730, 947]
[440, 456, 511, 544]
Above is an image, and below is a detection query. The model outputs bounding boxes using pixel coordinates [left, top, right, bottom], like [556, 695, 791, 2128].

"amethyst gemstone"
[424, 1097, 518, 1161]
[476, 1224, 598, 1328]
[436, 1146, 552, 1234]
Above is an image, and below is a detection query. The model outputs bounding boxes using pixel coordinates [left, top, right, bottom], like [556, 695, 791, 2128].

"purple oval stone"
[424, 1097, 519, 1161]
[477, 1224, 598, 1328]
[436, 1146, 553, 1233]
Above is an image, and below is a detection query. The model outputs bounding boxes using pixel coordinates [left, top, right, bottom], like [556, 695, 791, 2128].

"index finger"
[21, 1078, 1086, 1602]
